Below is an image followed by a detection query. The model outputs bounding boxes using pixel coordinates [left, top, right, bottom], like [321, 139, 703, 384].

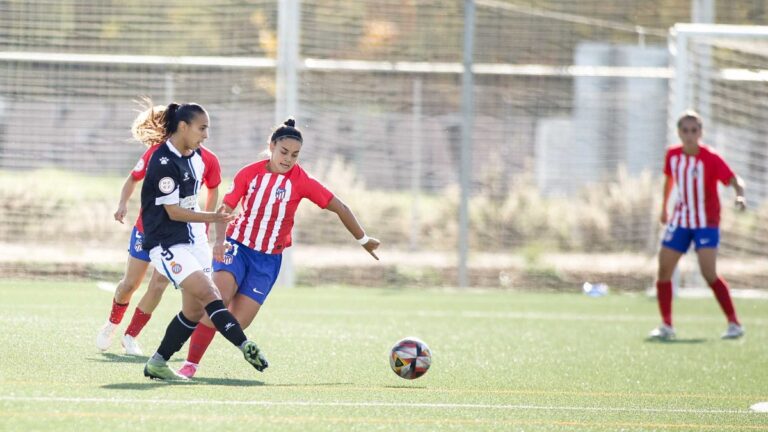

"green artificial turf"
[0, 280, 766, 431]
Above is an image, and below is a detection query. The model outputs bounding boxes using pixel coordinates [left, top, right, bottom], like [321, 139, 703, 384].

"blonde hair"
[131, 97, 169, 147]
[676, 110, 703, 129]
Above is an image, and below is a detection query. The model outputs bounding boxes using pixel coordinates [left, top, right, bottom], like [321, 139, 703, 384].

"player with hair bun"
[649, 110, 746, 341]
[177, 117, 380, 378]
[96, 99, 222, 356]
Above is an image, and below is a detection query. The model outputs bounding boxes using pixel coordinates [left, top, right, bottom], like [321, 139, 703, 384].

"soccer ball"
[389, 337, 432, 379]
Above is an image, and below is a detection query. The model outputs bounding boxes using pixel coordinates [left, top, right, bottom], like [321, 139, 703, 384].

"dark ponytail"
[163, 102, 206, 135]
[270, 117, 303, 143]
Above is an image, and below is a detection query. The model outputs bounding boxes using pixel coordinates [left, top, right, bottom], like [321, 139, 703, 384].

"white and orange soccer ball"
[389, 337, 432, 379]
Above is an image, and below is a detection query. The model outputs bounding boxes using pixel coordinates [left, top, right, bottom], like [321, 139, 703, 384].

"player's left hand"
[114, 203, 128, 224]
[212, 241, 233, 262]
[362, 237, 380, 261]
[735, 196, 746, 211]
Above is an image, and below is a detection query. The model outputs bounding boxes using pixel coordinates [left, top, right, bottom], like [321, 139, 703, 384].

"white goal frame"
[668, 23, 768, 143]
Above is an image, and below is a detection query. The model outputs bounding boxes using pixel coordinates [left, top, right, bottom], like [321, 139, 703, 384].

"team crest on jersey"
[182, 171, 190, 182]
[170, 261, 183, 274]
[133, 158, 145, 172]
[159, 177, 176, 194]
[159, 157, 169, 165]
[223, 254, 233, 265]
[275, 187, 286, 201]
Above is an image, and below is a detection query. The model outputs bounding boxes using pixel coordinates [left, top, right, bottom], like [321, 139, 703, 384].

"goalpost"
[667, 23, 768, 290]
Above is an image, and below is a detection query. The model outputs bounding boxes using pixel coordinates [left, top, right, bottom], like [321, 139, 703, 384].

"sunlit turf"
[0, 279, 766, 431]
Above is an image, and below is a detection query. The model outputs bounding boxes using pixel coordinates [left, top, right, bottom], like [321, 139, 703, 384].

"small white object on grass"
[97, 282, 116, 293]
[582, 282, 608, 297]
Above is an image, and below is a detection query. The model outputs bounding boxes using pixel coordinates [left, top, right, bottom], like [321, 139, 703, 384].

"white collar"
[165, 140, 184, 157]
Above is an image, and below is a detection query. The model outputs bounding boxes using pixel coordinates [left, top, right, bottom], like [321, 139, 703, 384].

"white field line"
[0, 396, 761, 416]
[272, 308, 768, 326]
[0, 308, 762, 326]
[79, 280, 755, 325]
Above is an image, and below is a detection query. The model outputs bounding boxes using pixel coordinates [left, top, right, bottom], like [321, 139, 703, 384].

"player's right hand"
[211, 204, 237, 224]
[659, 210, 668, 225]
[212, 241, 232, 262]
[735, 196, 747, 211]
[362, 237, 381, 261]
[114, 204, 128, 224]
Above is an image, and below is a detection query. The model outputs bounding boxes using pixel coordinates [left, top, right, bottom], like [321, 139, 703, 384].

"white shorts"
[149, 243, 213, 288]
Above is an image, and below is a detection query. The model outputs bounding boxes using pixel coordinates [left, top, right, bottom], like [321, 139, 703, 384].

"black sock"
[205, 300, 247, 348]
[155, 311, 198, 361]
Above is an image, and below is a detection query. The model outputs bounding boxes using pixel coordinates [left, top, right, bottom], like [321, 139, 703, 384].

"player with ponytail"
[96, 98, 222, 357]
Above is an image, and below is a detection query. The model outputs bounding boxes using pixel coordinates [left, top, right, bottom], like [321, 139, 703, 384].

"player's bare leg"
[229, 294, 263, 330]
[114, 257, 151, 304]
[136, 270, 170, 315]
[657, 246, 684, 281]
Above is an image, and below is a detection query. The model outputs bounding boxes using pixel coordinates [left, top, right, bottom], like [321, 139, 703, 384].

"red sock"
[124, 307, 152, 337]
[656, 280, 673, 326]
[187, 324, 217, 364]
[109, 299, 129, 324]
[710, 277, 739, 325]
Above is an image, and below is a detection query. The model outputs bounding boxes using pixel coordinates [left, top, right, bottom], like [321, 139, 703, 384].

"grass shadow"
[192, 377, 265, 386]
[101, 381, 196, 390]
[102, 377, 266, 389]
[89, 353, 149, 363]
[644, 337, 708, 344]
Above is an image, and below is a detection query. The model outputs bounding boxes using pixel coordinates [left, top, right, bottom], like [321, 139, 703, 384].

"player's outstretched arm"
[163, 204, 237, 224]
[324, 197, 380, 260]
[114, 175, 140, 224]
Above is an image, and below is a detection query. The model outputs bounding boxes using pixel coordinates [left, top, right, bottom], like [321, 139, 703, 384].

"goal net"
[0, 2, 765, 292]
[0, 0, 278, 275]
[668, 24, 768, 290]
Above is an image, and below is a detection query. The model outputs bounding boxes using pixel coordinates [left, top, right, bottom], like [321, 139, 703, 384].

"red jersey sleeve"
[712, 152, 735, 185]
[663, 148, 673, 177]
[222, 166, 251, 209]
[200, 147, 222, 189]
[130, 144, 160, 181]
[301, 172, 334, 209]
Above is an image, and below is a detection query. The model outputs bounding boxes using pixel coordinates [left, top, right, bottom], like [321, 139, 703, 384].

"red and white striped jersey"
[224, 160, 334, 254]
[130, 143, 221, 232]
[663, 143, 734, 228]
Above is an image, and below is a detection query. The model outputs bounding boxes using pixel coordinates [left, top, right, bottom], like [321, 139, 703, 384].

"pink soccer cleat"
[178, 361, 199, 378]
